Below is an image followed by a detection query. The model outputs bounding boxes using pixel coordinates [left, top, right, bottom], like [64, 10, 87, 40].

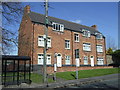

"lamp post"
[43, 0, 48, 83]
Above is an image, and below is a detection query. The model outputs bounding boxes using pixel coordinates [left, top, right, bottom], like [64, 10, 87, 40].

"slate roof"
[28, 12, 103, 35]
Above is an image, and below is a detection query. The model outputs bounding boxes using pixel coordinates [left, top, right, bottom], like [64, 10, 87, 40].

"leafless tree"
[1, 2, 24, 54]
[107, 35, 117, 51]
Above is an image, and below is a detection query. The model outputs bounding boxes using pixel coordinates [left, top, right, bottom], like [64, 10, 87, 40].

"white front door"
[90, 56, 94, 67]
[57, 54, 62, 67]
[76, 58, 80, 67]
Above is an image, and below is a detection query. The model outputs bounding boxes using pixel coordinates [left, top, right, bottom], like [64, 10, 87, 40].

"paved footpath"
[2, 73, 120, 89]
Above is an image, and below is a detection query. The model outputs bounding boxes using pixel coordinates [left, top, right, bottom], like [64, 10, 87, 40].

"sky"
[11, 2, 118, 55]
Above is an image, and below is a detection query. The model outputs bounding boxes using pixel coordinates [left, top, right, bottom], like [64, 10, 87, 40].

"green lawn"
[56, 68, 120, 80]
[30, 73, 54, 83]
[2, 73, 54, 84]
[2, 68, 119, 84]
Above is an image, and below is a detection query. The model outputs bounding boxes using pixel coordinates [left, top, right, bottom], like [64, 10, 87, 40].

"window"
[96, 45, 103, 53]
[74, 33, 79, 42]
[75, 49, 79, 58]
[38, 54, 43, 65]
[47, 37, 51, 48]
[65, 40, 70, 49]
[47, 55, 51, 65]
[83, 43, 91, 51]
[38, 54, 51, 65]
[38, 36, 44, 47]
[82, 29, 91, 37]
[97, 57, 104, 65]
[52, 22, 64, 32]
[95, 33, 103, 39]
[65, 56, 71, 65]
[84, 56, 88, 65]
[38, 36, 51, 48]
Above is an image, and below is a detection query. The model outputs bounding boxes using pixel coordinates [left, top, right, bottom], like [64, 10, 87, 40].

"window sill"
[38, 46, 52, 48]
[75, 41, 79, 43]
[82, 36, 91, 38]
[65, 48, 71, 50]
[52, 29, 64, 33]
[97, 52, 103, 53]
[83, 50, 91, 52]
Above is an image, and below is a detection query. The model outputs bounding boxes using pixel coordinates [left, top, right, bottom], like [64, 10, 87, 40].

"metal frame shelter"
[2, 55, 31, 86]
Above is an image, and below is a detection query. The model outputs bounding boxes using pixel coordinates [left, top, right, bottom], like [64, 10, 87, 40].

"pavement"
[2, 73, 120, 89]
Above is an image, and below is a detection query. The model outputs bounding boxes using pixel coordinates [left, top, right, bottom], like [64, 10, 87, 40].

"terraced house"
[18, 5, 107, 73]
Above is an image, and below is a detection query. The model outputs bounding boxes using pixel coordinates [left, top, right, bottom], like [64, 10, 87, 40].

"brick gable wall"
[18, 12, 107, 74]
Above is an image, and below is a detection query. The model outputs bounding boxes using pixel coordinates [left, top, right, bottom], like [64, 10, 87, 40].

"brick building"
[18, 6, 110, 74]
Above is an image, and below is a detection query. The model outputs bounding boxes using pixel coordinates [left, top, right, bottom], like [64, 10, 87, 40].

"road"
[68, 74, 119, 89]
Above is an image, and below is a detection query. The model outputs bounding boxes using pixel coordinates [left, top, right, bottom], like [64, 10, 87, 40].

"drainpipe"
[71, 31, 74, 66]
[95, 35, 97, 66]
[32, 23, 35, 71]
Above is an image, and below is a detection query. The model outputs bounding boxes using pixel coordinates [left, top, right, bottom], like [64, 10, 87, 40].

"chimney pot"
[24, 5, 30, 13]
[91, 25, 97, 30]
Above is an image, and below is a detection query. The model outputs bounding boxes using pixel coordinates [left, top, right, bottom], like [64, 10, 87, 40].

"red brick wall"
[18, 12, 107, 73]
[18, 13, 33, 57]
[47, 66, 113, 74]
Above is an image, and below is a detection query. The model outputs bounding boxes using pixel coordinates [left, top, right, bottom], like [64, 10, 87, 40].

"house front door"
[76, 58, 80, 67]
[90, 56, 94, 67]
[57, 54, 62, 67]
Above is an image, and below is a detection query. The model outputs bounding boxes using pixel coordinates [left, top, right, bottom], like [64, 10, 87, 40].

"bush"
[112, 49, 120, 67]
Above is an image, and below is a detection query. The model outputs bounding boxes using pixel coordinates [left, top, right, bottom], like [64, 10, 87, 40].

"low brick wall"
[47, 66, 113, 74]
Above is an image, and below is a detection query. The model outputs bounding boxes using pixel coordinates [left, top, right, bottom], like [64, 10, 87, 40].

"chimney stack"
[91, 25, 97, 30]
[24, 5, 30, 13]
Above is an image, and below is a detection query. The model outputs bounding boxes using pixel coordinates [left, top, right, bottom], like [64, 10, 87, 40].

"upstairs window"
[52, 22, 64, 32]
[97, 57, 104, 65]
[84, 56, 88, 65]
[38, 36, 44, 47]
[65, 56, 71, 65]
[65, 40, 70, 49]
[95, 33, 103, 39]
[74, 33, 79, 42]
[38, 36, 51, 48]
[47, 37, 51, 48]
[83, 43, 91, 51]
[96, 45, 103, 53]
[82, 29, 91, 37]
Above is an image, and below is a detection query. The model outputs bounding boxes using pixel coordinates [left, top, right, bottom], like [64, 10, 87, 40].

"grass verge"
[56, 68, 120, 80]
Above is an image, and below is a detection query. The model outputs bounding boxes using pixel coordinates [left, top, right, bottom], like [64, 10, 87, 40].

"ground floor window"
[65, 56, 71, 65]
[38, 54, 51, 65]
[84, 56, 88, 65]
[97, 57, 104, 65]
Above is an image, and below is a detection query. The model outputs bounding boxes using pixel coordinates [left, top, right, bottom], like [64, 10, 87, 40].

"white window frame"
[95, 33, 103, 39]
[38, 36, 44, 47]
[38, 54, 51, 65]
[47, 55, 51, 65]
[52, 22, 64, 32]
[38, 36, 51, 48]
[83, 43, 91, 51]
[82, 29, 91, 37]
[38, 54, 44, 65]
[74, 33, 79, 42]
[65, 40, 70, 49]
[47, 37, 51, 48]
[96, 45, 103, 53]
[65, 56, 71, 65]
[97, 57, 104, 65]
[83, 56, 88, 65]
